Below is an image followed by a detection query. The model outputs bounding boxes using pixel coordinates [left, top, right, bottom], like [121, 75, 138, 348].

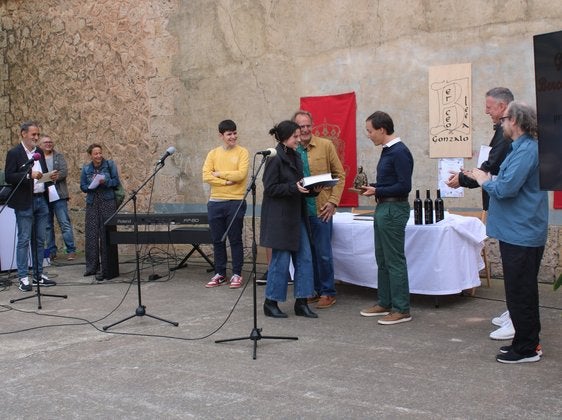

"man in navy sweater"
[359, 111, 414, 325]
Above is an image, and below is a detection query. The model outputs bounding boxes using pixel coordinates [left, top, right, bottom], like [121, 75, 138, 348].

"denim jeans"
[308, 215, 336, 296]
[207, 200, 246, 276]
[46, 198, 76, 255]
[15, 195, 49, 279]
[265, 221, 314, 302]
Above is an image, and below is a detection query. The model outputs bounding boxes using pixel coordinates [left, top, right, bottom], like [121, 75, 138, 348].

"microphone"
[20, 152, 41, 169]
[256, 148, 277, 157]
[156, 146, 176, 165]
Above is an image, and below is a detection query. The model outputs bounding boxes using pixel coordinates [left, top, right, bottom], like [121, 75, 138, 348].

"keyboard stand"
[170, 244, 215, 272]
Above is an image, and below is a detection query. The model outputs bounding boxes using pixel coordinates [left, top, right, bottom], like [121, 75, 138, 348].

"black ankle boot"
[294, 298, 318, 318]
[264, 298, 288, 318]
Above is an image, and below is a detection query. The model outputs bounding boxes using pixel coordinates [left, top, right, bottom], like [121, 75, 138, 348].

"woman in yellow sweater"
[202, 119, 249, 289]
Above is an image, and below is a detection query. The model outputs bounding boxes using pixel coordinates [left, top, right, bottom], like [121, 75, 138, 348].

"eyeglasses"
[499, 116, 511, 123]
[299, 125, 312, 130]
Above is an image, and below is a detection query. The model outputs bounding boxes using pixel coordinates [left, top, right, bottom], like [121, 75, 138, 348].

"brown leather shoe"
[360, 304, 390, 317]
[67, 253, 76, 261]
[307, 296, 320, 304]
[377, 312, 412, 325]
[316, 295, 336, 309]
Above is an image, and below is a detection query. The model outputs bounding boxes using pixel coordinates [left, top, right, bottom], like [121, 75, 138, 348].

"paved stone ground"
[0, 252, 560, 419]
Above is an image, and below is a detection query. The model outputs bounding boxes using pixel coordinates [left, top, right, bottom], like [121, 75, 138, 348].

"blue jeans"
[46, 199, 76, 255]
[15, 195, 49, 279]
[207, 200, 246, 276]
[309, 215, 336, 296]
[265, 221, 314, 302]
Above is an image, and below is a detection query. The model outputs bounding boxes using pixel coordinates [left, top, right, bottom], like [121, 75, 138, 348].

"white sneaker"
[490, 318, 515, 340]
[19, 277, 32, 292]
[492, 310, 510, 327]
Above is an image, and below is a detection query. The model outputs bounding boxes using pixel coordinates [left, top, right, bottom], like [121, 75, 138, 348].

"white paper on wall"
[438, 158, 464, 198]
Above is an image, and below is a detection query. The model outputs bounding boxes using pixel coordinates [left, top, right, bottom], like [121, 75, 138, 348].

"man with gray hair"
[293, 110, 346, 309]
[39, 135, 77, 261]
[4, 121, 57, 291]
[447, 87, 514, 210]
[447, 87, 515, 340]
[471, 101, 548, 364]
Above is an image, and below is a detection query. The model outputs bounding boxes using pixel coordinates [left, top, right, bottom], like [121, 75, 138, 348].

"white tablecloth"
[332, 212, 486, 295]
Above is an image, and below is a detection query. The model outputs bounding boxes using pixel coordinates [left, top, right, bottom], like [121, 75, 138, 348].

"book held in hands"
[301, 173, 339, 189]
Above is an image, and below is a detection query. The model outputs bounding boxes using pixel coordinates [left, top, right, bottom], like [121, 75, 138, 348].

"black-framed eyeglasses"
[499, 115, 511, 123]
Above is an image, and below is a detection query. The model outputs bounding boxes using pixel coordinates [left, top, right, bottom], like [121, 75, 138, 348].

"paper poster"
[429, 63, 472, 158]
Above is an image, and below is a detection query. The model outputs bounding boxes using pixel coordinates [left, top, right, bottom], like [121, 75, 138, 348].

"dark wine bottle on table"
[414, 189, 423, 225]
[434, 189, 444, 222]
[424, 189, 433, 224]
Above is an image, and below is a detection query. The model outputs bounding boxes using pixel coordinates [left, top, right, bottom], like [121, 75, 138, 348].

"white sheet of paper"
[47, 185, 60, 202]
[438, 158, 464, 198]
[88, 174, 105, 189]
[477, 145, 492, 168]
[36, 171, 57, 184]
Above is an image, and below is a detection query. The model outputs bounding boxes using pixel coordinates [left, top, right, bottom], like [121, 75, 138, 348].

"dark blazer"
[260, 143, 311, 252]
[4, 143, 50, 210]
[459, 123, 511, 210]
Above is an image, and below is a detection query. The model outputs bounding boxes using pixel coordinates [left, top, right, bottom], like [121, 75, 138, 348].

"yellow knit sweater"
[202, 145, 249, 200]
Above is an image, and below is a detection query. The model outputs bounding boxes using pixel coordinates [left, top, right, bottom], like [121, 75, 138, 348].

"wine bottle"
[434, 189, 445, 222]
[413, 189, 423, 225]
[424, 189, 433, 224]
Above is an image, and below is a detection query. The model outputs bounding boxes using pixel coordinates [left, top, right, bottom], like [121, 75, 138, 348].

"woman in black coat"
[260, 120, 318, 318]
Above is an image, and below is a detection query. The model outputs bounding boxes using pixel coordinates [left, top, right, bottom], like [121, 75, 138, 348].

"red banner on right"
[554, 191, 562, 209]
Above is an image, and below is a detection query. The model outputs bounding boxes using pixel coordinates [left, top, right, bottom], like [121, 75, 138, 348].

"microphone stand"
[10, 166, 67, 309]
[103, 160, 178, 331]
[215, 153, 298, 359]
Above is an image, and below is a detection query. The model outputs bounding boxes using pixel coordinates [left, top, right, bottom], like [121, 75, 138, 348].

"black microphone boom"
[256, 148, 277, 157]
[156, 146, 176, 165]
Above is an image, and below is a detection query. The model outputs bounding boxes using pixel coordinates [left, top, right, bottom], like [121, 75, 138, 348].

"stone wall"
[0, 0, 560, 282]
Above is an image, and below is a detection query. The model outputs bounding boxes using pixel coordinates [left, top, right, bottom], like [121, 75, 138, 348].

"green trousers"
[373, 201, 410, 313]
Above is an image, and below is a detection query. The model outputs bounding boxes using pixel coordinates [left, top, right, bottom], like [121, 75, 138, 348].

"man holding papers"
[446, 87, 515, 341]
[294, 110, 346, 309]
[4, 121, 57, 291]
[446, 87, 514, 211]
[39, 135, 77, 262]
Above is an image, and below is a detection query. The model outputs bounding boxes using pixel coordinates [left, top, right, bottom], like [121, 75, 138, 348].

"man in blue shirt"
[471, 101, 548, 364]
[359, 111, 414, 325]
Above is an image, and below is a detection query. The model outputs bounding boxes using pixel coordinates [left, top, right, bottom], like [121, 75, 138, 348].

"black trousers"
[499, 241, 544, 356]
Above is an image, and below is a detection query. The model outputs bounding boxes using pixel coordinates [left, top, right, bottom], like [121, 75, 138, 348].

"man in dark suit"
[4, 121, 57, 291]
[446, 87, 514, 210]
[446, 87, 515, 341]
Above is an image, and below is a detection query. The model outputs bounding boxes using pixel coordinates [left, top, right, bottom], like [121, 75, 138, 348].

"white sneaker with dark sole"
[496, 349, 540, 364]
[19, 277, 32, 292]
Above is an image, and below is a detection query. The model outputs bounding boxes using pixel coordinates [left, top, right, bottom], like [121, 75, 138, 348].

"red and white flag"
[300, 92, 357, 207]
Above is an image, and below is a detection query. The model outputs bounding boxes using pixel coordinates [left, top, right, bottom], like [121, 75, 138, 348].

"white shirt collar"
[383, 137, 402, 148]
